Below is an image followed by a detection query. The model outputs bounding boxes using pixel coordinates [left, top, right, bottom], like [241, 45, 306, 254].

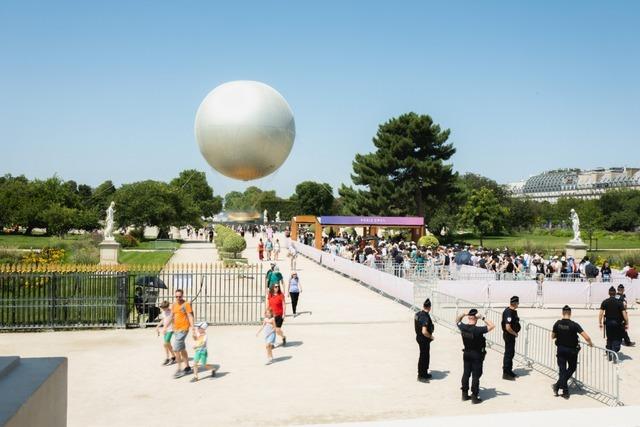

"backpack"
[586, 263, 599, 278]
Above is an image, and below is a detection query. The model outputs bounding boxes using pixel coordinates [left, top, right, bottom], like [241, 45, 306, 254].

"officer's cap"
[510, 296, 519, 304]
[423, 298, 431, 308]
[468, 308, 478, 316]
[562, 305, 571, 313]
[609, 286, 616, 293]
[618, 284, 625, 290]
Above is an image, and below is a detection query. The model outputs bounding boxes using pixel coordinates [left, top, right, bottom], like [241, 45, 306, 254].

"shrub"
[129, 228, 145, 241]
[222, 233, 247, 256]
[418, 235, 440, 248]
[0, 249, 22, 264]
[70, 246, 99, 264]
[116, 234, 140, 248]
[21, 247, 65, 265]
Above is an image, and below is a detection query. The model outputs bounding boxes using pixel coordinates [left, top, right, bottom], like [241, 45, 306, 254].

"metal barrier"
[295, 243, 623, 405]
[427, 289, 621, 406]
[0, 263, 264, 330]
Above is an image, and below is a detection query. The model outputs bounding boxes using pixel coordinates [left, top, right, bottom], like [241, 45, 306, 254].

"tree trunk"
[416, 188, 424, 218]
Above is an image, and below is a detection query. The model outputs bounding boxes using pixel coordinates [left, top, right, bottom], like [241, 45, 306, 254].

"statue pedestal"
[565, 240, 588, 260]
[99, 240, 120, 265]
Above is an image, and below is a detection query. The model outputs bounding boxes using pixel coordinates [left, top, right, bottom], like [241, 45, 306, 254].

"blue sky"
[1, 1, 638, 198]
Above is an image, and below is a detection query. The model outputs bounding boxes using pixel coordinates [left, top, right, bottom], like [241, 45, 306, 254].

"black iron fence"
[0, 263, 264, 331]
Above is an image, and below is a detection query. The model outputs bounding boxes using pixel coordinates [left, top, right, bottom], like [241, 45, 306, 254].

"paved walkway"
[1, 233, 638, 426]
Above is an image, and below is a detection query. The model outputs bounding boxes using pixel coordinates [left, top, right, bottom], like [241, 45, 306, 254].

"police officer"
[599, 286, 629, 361]
[457, 308, 495, 404]
[616, 284, 635, 347]
[414, 298, 434, 382]
[501, 295, 521, 380]
[552, 305, 593, 399]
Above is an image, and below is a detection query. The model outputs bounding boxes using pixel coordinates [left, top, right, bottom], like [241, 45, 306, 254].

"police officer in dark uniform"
[616, 284, 635, 347]
[599, 286, 629, 361]
[457, 308, 495, 404]
[414, 298, 434, 382]
[552, 305, 593, 399]
[501, 295, 521, 380]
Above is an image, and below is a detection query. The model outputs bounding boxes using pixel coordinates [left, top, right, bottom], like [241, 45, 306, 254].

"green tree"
[41, 204, 78, 236]
[292, 181, 334, 216]
[338, 112, 457, 218]
[577, 200, 604, 245]
[459, 187, 509, 246]
[170, 169, 222, 217]
[114, 180, 199, 232]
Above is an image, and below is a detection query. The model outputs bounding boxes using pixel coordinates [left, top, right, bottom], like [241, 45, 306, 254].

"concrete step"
[0, 356, 19, 381]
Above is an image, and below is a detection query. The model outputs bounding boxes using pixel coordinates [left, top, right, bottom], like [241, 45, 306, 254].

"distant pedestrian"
[288, 244, 298, 270]
[274, 239, 281, 261]
[287, 272, 301, 316]
[265, 238, 273, 261]
[552, 305, 593, 398]
[268, 283, 287, 346]
[155, 301, 176, 366]
[501, 296, 521, 380]
[258, 238, 265, 261]
[626, 265, 638, 279]
[617, 284, 635, 347]
[414, 298, 434, 382]
[256, 308, 277, 364]
[599, 286, 629, 360]
[457, 309, 495, 404]
[171, 289, 194, 378]
[267, 265, 284, 293]
[191, 322, 216, 382]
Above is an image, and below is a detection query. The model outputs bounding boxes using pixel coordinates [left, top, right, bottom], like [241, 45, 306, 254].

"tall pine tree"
[339, 113, 457, 218]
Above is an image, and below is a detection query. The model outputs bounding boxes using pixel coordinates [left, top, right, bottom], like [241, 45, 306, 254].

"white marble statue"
[104, 201, 115, 241]
[275, 211, 281, 222]
[263, 209, 268, 223]
[570, 208, 581, 242]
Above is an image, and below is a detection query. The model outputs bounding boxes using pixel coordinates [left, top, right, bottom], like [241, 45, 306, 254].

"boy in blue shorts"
[155, 301, 176, 365]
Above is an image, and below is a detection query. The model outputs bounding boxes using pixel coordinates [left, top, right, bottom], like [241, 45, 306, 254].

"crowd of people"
[309, 233, 637, 282]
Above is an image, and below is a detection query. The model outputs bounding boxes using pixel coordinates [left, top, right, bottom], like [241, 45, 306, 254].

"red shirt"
[268, 293, 284, 317]
[626, 268, 638, 279]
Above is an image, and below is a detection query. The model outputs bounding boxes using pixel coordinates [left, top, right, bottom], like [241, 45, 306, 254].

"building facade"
[507, 167, 640, 203]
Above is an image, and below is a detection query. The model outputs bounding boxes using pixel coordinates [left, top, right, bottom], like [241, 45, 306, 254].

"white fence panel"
[437, 281, 489, 304]
[488, 280, 538, 306]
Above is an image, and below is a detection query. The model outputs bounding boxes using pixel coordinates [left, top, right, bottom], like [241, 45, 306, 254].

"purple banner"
[319, 216, 424, 226]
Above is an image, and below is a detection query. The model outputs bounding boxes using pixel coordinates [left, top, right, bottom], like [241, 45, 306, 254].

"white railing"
[291, 240, 621, 406]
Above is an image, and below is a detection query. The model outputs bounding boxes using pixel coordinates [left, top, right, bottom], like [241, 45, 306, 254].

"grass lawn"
[137, 240, 181, 250]
[463, 233, 640, 251]
[119, 251, 174, 265]
[0, 234, 92, 249]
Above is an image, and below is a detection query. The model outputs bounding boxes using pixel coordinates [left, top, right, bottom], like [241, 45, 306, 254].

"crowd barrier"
[428, 290, 620, 405]
[437, 279, 639, 308]
[291, 242, 415, 306]
[291, 241, 621, 406]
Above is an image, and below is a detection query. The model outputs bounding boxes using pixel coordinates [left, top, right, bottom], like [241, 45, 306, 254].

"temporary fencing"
[292, 242, 622, 406]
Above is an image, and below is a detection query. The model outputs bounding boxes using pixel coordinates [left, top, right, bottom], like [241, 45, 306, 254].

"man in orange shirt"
[172, 289, 195, 378]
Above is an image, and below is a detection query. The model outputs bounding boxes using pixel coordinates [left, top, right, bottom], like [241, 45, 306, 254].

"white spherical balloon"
[194, 81, 296, 181]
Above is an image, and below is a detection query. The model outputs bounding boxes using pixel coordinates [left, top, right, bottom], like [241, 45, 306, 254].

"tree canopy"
[291, 181, 334, 216]
[339, 112, 457, 218]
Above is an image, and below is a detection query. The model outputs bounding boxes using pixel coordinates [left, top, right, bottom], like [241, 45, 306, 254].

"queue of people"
[311, 234, 636, 283]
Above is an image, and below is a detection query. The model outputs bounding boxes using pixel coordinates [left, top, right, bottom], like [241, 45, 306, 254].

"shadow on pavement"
[282, 340, 303, 348]
[429, 370, 450, 380]
[479, 388, 509, 401]
[212, 371, 230, 379]
[513, 368, 532, 377]
[272, 356, 293, 363]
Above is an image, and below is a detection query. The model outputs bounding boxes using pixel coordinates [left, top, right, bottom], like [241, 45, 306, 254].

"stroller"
[133, 275, 166, 324]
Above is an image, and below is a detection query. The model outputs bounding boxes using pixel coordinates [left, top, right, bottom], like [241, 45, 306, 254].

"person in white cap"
[191, 321, 215, 382]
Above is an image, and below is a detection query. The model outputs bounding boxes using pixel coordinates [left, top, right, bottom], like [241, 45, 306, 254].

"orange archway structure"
[290, 215, 425, 249]
[290, 215, 322, 248]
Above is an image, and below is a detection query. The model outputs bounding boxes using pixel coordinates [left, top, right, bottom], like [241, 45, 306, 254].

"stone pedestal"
[565, 240, 588, 260]
[99, 240, 120, 265]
